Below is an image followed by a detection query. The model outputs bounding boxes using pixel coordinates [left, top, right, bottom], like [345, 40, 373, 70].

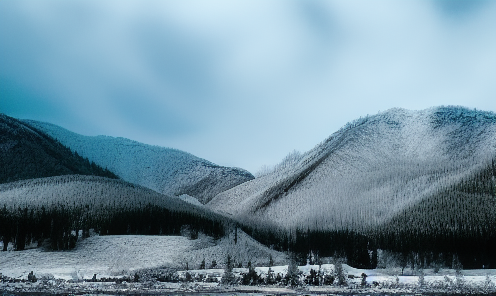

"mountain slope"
[23, 120, 254, 204]
[0, 114, 118, 184]
[207, 106, 496, 233]
[0, 175, 227, 251]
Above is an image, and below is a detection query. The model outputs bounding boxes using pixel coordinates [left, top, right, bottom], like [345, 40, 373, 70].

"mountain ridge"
[207, 106, 496, 231]
[23, 119, 254, 204]
[0, 114, 118, 184]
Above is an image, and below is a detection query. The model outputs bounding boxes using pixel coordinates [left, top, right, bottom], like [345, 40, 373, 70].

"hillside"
[207, 106, 496, 268]
[0, 175, 226, 251]
[208, 106, 495, 229]
[23, 120, 254, 204]
[0, 114, 118, 184]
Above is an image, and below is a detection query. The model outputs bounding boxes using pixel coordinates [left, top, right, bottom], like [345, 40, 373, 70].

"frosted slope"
[22, 120, 254, 204]
[207, 106, 496, 230]
[0, 175, 203, 215]
[180, 229, 287, 269]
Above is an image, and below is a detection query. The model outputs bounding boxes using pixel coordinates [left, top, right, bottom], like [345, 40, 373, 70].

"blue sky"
[1, 0, 495, 174]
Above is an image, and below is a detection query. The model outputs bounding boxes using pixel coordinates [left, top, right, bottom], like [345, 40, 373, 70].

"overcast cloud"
[1, 0, 495, 173]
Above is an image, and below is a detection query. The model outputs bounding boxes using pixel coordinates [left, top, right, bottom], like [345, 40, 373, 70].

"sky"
[1, 0, 495, 174]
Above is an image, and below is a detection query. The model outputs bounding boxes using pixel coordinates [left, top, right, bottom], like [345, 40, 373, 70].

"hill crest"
[23, 119, 254, 204]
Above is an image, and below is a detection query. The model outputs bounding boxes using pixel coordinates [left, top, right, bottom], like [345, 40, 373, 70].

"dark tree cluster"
[376, 157, 496, 269]
[243, 225, 377, 269]
[0, 175, 227, 251]
[0, 202, 225, 251]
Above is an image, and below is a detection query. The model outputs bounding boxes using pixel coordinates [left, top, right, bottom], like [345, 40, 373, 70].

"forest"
[0, 175, 226, 251]
[242, 156, 496, 270]
[0, 156, 494, 270]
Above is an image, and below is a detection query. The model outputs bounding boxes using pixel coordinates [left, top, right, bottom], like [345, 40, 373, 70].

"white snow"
[207, 106, 496, 230]
[0, 235, 195, 280]
[177, 194, 204, 207]
[0, 229, 286, 281]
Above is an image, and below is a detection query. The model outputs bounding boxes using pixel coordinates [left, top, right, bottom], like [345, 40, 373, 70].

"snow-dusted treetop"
[207, 106, 496, 232]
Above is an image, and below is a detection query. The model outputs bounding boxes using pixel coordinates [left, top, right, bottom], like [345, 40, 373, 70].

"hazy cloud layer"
[1, 0, 495, 173]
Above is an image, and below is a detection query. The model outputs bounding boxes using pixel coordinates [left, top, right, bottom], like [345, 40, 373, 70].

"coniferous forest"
[0, 175, 226, 251]
[242, 155, 496, 269]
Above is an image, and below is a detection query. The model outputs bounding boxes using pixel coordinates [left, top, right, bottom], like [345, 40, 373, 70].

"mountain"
[0, 175, 227, 251]
[0, 114, 118, 184]
[208, 106, 496, 230]
[24, 120, 254, 204]
[207, 106, 496, 267]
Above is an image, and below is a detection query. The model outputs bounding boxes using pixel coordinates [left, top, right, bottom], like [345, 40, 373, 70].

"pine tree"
[242, 261, 259, 285]
[285, 253, 300, 287]
[221, 254, 236, 285]
[210, 259, 217, 269]
[266, 267, 275, 285]
[335, 260, 347, 286]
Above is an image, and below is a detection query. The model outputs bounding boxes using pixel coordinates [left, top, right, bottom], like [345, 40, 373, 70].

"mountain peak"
[207, 106, 496, 233]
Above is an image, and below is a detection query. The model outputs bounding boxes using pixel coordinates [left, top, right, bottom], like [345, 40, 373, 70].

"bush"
[265, 267, 276, 285]
[242, 265, 259, 285]
[305, 269, 319, 286]
[27, 271, 37, 283]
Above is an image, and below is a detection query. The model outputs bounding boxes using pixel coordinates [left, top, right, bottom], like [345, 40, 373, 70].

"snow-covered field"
[0, 232, 495, 294]
[0, 231, 286, 281]
[1, 258, 495, 295]
[0, 235, 195, 280]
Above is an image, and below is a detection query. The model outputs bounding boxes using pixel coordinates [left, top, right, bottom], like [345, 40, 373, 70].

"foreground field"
[1, 274, 496, 295]
[0, 232, 285, 280]
[1, 234, 495, 295]
[0, 235, 195, 280]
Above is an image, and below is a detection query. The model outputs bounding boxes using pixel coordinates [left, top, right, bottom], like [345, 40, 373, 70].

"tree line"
[242, 155, 496, 269]
[0, 203, 225, 251]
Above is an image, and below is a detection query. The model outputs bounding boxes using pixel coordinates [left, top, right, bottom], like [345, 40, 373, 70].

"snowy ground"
[1, 234, 495, 294]
[0, 231, 286, 281]
[0, 235, 195, 280]
[1, 273, 495, 295]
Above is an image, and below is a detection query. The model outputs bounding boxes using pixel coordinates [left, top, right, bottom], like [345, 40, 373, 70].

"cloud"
[1, 0, 495, 173]
[433, 0, 493, 18]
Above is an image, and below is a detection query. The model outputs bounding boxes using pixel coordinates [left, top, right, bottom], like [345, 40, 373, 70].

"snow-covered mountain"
[0, 114, 117, 184]
[23, 120, 254, 204]
[207, 106, 496, 233]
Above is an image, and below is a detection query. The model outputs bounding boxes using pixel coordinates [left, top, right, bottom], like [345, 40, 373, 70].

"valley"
[1, 106, 495, 294]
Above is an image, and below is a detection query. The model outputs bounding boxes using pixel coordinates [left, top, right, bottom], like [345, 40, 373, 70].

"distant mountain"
[0, 114, 118, 184]
[207, 106, 496, 261]
[24, 120, 254, 204]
